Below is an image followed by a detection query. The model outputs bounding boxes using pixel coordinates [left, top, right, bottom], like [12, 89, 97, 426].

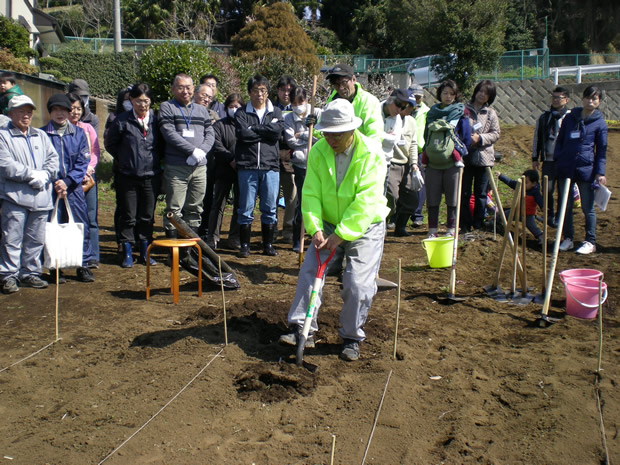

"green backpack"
[425, 119, 457, 170]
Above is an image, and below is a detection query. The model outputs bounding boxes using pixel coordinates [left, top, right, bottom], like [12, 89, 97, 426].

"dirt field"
[0, 126, 618, 465]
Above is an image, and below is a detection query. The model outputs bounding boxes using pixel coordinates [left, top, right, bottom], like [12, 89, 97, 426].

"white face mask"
[122, 100, 133, 112]
[292, 104, 307, 116]
[227, 107, 238, 118]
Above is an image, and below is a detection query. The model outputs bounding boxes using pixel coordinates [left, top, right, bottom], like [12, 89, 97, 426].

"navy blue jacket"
[554, 108, 607, 182]
[41, 121, 89, 191]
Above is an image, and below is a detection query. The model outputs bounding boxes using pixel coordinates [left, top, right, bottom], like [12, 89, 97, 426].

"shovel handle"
[315, 247, 336, 279]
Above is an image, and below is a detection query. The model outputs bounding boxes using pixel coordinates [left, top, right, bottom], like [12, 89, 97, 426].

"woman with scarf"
[423, 80, 471, 238]
[459, 80, 500, 232]
[555, 85, 608, 255]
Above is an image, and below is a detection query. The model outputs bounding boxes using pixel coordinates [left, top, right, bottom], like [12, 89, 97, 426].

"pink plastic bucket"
[559, 269, 607, 319]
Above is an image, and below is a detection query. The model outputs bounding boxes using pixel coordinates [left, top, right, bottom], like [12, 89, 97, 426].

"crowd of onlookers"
[0, 66, 608, 312]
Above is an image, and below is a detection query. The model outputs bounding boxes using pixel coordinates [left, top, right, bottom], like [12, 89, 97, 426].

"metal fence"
[52, 36, 231, 54]
[54, 38, 620, 83]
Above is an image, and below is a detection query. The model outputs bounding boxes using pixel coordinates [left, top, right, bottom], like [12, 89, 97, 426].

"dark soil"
[0, 126, 618, 465]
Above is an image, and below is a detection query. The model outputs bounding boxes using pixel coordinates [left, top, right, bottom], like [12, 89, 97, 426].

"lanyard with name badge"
[175, 101, 195, 138]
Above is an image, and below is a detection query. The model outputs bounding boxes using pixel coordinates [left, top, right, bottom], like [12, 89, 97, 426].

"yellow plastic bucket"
[421, 237, 454, 268]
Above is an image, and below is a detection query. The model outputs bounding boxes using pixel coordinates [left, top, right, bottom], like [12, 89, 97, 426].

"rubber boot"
[393, 213, 411, 237]
[121, 242, 133, 268]
[238, 224, 251, 258]
[138, 239, 157, 266]
[262, 223, 278, 256]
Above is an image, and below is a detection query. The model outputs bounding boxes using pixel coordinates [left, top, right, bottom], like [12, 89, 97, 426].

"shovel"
[296, 247, 336, 367]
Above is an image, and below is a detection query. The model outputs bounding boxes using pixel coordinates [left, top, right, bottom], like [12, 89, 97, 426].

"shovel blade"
[296, 334, 307, 366]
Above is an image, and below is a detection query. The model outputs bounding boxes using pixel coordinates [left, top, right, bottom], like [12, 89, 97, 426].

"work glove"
[304, 114, 318, 127]
[187, 148, 207, 166]
[29, 170, 49, 190]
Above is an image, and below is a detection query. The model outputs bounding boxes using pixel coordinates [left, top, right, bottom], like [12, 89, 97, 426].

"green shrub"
[0, 17, 36, 59]
[138, 42, 216, 107]
[51, 44, 138, 98]
[0, 48, 38, 75]
[38, 56, 63, 72]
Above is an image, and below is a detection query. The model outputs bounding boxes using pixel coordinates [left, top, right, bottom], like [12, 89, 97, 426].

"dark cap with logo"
[326, 64, 355, 80]
[47, 94, 73, 112]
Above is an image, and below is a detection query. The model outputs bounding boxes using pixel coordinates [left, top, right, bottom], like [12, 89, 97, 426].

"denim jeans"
[558, 178, 596, 244]
[84, 174, 99, 261]
[237, 169, 279, 225]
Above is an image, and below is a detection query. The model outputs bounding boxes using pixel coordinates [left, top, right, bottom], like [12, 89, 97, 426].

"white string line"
[0, 339, 60, 374]
[98, 347, 225, 465]
[361, 369, 393, 465]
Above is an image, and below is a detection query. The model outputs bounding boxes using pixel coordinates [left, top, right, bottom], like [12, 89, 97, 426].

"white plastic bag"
[594, 184, 611, 211]
[44, 197, 84, 269]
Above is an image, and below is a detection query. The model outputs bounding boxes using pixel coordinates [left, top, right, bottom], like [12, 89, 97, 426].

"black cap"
[47, 94, 72, 112]
[326, 64, 354, 80]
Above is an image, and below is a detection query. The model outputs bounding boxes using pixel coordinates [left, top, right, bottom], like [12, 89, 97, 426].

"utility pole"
[113, 0, 122, 53]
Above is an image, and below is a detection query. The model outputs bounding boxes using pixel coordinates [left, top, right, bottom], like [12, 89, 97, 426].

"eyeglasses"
[394, 101, 408, 110]
[551, 95, 567, 100]
[250, 87, 268, 95]
[133, 98, 151, 105]
[330, 78, 351, 89]
[174, 85, 193, 91]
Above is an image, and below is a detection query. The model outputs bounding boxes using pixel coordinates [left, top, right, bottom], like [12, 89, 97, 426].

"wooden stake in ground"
[392, 258, 402, 360]
[520, 175, 528, 294]
[490, 181, 522, 290]
[539, 177, 571, 322]
[299, 75, 318, 268]
[218, 257, 228, 346]
[509, 185, 522, 296]
[597, 274, 604, 373]
[486, 167, 524, 275]
[55, 261, 60, 341]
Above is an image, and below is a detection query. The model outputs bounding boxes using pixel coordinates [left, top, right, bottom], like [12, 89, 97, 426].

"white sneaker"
[445, 228, 455, 237]
[559, 238, 574, 251]
[575, 241, 596, 255]
[455, 161, 465, 168]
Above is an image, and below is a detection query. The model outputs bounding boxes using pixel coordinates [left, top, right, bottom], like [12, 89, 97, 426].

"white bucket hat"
[315, 99, 362, 133]
[8, 95, 36, 111]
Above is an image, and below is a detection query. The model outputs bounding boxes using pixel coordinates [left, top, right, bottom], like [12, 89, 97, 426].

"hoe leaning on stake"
[534, 175, 549, 304]
[296, 247, 336, 368]
[538, 177, 571, 327]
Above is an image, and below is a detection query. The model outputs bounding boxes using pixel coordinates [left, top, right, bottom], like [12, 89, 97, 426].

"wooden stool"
[146, 238, 202, 304]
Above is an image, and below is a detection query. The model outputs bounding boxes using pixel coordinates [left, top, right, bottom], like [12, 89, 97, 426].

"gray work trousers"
[0, 200, 48, 280]
[163, 164, 207, 231]
[287, 221, 385, 341]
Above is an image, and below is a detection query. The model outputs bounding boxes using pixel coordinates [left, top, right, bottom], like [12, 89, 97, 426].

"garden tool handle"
[315, 248, 336, 279]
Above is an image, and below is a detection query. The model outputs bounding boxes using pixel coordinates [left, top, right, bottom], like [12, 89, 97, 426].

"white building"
[1, 0, 64, 57]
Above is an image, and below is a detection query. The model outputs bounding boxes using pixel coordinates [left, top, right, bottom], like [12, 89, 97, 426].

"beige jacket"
[465, 102, 500, 167]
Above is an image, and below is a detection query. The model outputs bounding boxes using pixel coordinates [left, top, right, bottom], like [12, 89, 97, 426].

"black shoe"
[262, 223, 278, 256]
[2, 277, 19, 294]
[340, 339, 360, 361]
[77, 267, 95, 283]
[87, 259, 99, 269]
[238, 224, 251, 258]
[20, 275, 48, 289]
[47, 269, 66, 284]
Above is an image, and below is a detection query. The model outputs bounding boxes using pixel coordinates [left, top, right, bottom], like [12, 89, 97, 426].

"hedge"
[51, 45, 138, 97]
